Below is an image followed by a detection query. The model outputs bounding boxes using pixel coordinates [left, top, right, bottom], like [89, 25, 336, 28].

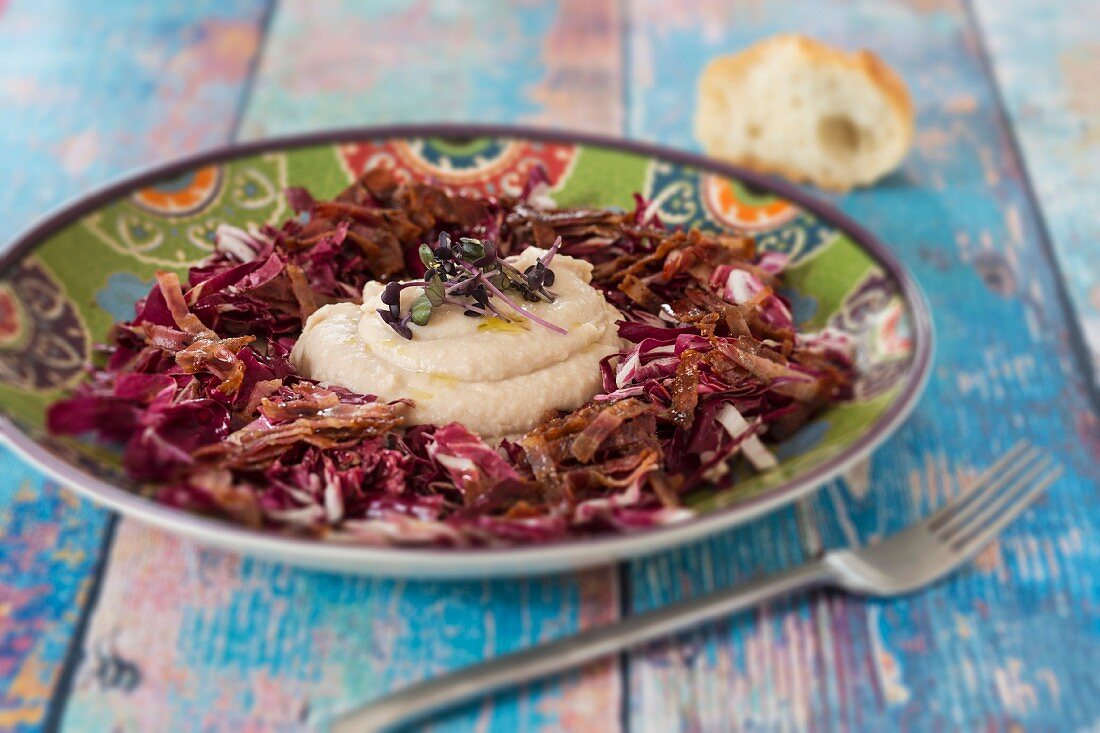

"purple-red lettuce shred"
[48, 165, 855, 547]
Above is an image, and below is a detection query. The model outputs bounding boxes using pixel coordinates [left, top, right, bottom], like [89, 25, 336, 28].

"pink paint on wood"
[523, 0, 623, 134]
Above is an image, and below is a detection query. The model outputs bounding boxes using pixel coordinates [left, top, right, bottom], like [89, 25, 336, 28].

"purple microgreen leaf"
[380, 281, 404, 306]
[474, 239, 496, 267]
[471, 267, 567, 335]
[377, 308, 413, 339]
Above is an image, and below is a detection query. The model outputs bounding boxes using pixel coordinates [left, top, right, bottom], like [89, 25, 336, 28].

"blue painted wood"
[0, 463, 111, 730]
[56, 2, 627, 732]
[3, 0, 1098, 731]
[61, 524, 620, 732]
[624, 1, 1100, 730]
[974, 0, 1100, 385]
[0, 0, 270, 729]
[0, 0, 269, 235]
[238, 0, 624, 139]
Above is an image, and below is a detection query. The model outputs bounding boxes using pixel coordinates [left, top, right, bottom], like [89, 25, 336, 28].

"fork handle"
[328, 559, 832, 732]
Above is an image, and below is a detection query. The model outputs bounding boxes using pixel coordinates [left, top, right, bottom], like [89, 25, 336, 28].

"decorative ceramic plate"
[0, 125, 932, 577]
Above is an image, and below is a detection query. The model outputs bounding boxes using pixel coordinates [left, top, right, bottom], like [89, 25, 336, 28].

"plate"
[0, 125, 932, 577]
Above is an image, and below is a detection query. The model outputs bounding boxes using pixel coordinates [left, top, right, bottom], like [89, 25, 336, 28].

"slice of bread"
[695, 35, 914, 192]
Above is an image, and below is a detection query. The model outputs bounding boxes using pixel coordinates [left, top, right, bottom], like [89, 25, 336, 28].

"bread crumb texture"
[695, 35, 915, 192]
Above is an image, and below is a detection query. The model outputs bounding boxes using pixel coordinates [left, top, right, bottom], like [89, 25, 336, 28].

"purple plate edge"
[0, 123, 934, 574]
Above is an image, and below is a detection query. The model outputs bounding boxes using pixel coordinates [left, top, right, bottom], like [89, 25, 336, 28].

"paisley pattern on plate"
[701, 175, 801, 232]
[830, 272, 914, 401]
[82, 153, 287, 267]
[0, 258, 88, 391]
[131, 165, 225, 216]
[337, 137, 579, 197]
[0, 131, 928, 557]
[644, 160, 838, 263]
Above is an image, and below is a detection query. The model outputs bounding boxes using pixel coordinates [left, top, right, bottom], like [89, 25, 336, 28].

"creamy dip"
[291, 248, 623, 437]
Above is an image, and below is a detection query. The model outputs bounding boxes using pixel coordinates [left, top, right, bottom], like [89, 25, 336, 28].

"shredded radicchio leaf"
[47, 166, 855, 547]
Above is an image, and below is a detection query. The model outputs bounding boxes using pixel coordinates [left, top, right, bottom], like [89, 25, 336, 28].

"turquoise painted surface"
[0, 0, 268, 234]
[239, 0, 623, 139]
[625, 1, 1100, 730]
[0, 463, 109, 730]
[46, 3, 627, 732]
[2, 0, 1099, 731]
[0, 0, 268, 729]
[974, 0, 1100, 382]
[60, 525, 618, 732]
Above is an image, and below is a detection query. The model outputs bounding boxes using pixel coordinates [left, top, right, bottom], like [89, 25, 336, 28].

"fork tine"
[927, 441, 1034, 531]
[938, 453, 1049, 542]
[948, 461, 1062, 555]
[934, 445, 1041, 539]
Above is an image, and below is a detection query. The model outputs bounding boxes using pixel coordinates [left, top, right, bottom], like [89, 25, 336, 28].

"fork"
[329, 442, 1059, 733]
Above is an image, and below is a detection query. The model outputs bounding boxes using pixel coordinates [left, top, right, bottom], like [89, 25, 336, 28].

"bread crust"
[695, 35, 915, 192]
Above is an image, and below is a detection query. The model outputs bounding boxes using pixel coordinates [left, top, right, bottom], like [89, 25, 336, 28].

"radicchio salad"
[47, 167, 855, 546]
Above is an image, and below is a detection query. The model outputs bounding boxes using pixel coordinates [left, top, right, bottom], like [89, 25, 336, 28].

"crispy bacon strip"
[48, 165, 856, 546]
[146, 272, 257, 394]
[175, 335, 255, 394]
[285, 263, 319, 322]
[570, 399, 655, 463]
[196, 400, 406, 470]
[668, 350, 703, 429]
[156, 270, 212, 337]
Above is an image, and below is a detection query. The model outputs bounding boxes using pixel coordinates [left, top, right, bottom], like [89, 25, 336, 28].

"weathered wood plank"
[0, 464, 110, 731]
[625, 0, 1100, 730]
[238, 0, 623, 139]
[973, 0, 1100, 385]
[10, 2, 1097, 732]
[0, 2, 269, 730]
[63, 524, 619, 731]
[61, 1, 627, 731]
[0, 0, 269, 234]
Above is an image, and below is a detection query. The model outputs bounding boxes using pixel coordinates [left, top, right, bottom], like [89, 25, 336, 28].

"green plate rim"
[0, 123, 934, 577]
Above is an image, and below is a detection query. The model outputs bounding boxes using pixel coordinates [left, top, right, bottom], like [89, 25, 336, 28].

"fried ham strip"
[48, 166, 854, 545]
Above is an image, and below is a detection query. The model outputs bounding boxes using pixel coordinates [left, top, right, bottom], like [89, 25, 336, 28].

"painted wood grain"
[59, 1, 627, 732]
[3, 1, 1098, 732]
[63, 523, 619, 732]
[0, 462, 110, 731]
[238, 0, 623, 140]
[973, 0, 1100, 385]
[0, 1, 269, 730]
[625, 0, 1100, 730]
[0, 0, 268, 234]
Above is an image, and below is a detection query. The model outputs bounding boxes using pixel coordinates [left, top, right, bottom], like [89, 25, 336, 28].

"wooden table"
[2, 1, 1097, 730]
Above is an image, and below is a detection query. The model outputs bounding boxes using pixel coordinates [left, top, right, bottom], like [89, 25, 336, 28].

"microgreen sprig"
[376, 234, 566, 339]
